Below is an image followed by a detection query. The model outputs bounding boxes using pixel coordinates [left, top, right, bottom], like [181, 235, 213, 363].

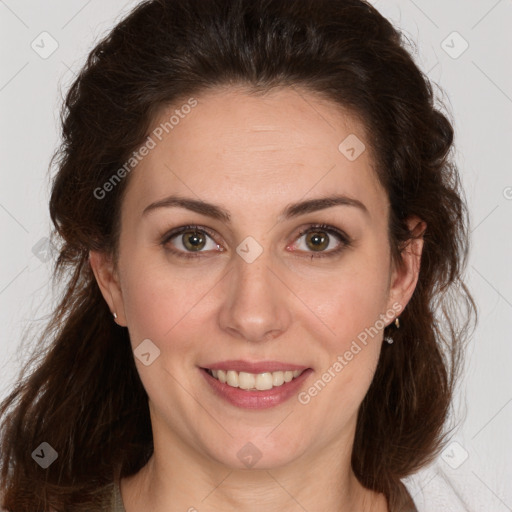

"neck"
[120, 446, 388, 512]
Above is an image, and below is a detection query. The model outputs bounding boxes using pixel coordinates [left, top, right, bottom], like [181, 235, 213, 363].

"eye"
[290, 224, 351, 258]
[161, 223, 351, 260]
[161, 225, 222, 259]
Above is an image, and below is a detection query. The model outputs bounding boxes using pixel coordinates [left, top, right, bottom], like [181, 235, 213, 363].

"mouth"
[199, 365, 313, 409]
[203, 367, 307, 391]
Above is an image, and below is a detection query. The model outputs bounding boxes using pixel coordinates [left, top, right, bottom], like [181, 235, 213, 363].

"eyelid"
[160, 223, 352, 259]
[289, 223, 351, 258]
[161, 224, 219, 245]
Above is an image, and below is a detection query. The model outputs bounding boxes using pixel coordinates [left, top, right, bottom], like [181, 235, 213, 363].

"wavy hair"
[0, 0, 476, 510]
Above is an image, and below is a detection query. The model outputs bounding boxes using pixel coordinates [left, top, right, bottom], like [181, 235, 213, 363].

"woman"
[0, 0, 476, 510]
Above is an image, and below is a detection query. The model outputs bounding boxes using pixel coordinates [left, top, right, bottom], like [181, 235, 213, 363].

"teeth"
[207, 368, 305, 391]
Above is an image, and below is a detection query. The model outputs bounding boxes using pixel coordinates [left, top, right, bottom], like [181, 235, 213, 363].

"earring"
[113, 312, 118, 320]
[385, 316, 401, 344]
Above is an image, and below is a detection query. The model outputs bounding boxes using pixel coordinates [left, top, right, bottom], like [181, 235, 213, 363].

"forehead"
[122, 86, 386, 222]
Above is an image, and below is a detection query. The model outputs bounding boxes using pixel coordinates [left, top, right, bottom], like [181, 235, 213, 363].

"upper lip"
[202, 360, 310, 373]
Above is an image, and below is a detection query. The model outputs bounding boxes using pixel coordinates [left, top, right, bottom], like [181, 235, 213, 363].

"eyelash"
[160, 223, 352, 260]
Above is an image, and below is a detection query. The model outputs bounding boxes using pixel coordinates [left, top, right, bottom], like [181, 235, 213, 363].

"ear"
[386, 215, 427, 321]
[88, 250, 127, 326]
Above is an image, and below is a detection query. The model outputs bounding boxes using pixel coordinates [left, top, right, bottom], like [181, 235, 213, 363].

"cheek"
[299, 278, 387, 428]
[119, 226, 391, 350]
[119, 256, 212, 345]
[294, 255, 390, 345]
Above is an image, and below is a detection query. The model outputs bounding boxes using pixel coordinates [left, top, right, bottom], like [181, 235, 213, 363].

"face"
[91, 86, 423, 472]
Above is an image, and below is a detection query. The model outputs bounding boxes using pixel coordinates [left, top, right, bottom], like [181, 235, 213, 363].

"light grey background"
[1, 1, 511, 510]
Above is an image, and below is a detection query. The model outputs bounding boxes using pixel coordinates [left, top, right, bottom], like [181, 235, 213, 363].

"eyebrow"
[142, 194, 370, 222]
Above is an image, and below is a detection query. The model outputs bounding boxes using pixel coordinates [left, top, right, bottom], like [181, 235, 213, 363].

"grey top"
[111, 481, 126, 512]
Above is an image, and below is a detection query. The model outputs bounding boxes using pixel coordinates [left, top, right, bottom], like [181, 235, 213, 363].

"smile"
[205, 368, 306, 391]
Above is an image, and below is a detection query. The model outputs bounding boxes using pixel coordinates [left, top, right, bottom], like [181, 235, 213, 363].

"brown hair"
[0, 0, 476, 510]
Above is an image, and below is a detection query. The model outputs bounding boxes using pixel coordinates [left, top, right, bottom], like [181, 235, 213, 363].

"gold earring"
[385, 317, 400, 344]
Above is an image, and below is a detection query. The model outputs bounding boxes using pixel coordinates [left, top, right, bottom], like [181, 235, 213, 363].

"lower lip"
[199, 367, 313, 409]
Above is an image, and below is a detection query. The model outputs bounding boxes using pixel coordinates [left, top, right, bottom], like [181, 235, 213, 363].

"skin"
[90, 86, 425, 512]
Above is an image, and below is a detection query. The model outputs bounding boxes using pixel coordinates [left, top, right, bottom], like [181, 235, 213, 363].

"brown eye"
[292, 224, 351, 259]
[305, 230, 329, 252]
[162, 225, 222, 258]
[181, 230, 207, 251]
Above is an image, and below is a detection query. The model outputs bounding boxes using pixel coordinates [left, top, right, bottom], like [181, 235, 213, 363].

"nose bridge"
[218, 247, 291, 343]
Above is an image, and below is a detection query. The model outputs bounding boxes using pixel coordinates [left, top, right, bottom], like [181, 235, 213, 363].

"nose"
[218, 252, 292, 344]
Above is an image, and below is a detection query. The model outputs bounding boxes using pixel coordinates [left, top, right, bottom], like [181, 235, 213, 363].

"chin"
[205, 432, 307, 471]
